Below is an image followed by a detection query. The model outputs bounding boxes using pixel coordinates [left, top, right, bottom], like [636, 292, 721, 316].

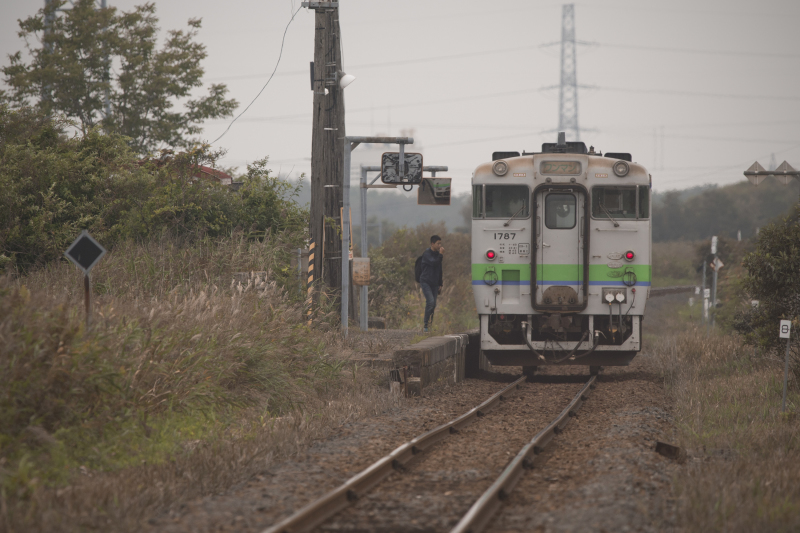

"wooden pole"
[84, 272, 91, 328]
[309, 5, 346, 305]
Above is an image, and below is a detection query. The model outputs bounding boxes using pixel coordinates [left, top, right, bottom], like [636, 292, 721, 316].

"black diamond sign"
[65, 231, 106, 273]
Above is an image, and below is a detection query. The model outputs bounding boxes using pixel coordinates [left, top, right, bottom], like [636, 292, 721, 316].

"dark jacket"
[420, 248, 443, 288]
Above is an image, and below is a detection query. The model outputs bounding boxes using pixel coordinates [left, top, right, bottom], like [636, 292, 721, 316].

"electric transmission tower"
[558, 4, 580, 141]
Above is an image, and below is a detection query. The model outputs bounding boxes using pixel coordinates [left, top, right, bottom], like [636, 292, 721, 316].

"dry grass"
[0, 235, 400, 533]
[647, 312, 800, 532]
[651, 241, 698, 288]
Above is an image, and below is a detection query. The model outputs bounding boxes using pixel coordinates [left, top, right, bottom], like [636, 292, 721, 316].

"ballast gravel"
[146, 359, 678, 533]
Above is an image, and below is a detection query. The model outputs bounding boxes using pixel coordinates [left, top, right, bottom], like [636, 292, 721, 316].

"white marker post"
[780, 320, 792, 412]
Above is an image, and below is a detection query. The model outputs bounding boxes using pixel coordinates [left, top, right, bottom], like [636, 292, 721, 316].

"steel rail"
[451, 375, 597, 533]
[262, 375, 528, 533]
[649, 285, 695, 298]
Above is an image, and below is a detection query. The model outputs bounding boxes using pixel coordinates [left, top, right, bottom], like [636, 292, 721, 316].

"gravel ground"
[147, 357, 678, 533]
[490, 359, 679, 533]
[321, 370, 587, 532]
[146, 370, 521, 533]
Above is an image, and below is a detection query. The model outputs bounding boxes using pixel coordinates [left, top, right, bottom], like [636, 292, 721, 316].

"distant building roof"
[194, 165, 233, 186]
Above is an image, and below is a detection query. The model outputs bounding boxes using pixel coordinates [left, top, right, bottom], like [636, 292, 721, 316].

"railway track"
[262, 372, 597, 533]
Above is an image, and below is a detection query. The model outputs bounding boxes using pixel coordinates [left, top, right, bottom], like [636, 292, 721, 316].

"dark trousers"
[421, 282, 437, 328]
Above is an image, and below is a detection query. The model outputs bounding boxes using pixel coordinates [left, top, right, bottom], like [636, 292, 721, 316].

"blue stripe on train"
[471, 280, 531, 285]
[529, 281, 652, 286]
[471, 281, 652, 286]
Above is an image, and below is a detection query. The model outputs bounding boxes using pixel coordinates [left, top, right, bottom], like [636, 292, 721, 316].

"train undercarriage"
[479, 312, 641, 368]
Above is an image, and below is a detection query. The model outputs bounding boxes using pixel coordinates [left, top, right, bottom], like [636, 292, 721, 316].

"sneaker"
[423, 327, 429, 333]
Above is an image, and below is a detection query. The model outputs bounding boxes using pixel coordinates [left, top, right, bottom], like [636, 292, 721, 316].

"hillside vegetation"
[653, 180, 799, 242]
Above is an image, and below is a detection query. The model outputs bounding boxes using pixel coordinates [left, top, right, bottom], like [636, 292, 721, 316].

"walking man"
[420, 235, 444, 332]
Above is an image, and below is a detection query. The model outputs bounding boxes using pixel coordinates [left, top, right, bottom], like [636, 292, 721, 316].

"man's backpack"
[414, 254, 423, 283]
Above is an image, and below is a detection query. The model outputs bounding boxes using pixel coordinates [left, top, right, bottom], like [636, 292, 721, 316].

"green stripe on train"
[471, 264, 651, 281]
[588, 264, 651, 282]
[471, 264, 531, 281]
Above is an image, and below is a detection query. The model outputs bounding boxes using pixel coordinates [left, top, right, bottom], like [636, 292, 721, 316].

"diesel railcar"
[471, 133, 651, 373]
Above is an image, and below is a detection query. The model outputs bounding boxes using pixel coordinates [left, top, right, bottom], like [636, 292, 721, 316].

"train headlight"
[613, 160, 630, 177]
[486, 250, 497, 260]
[492, 160, 509, 176]
[624, 250, 635, 261]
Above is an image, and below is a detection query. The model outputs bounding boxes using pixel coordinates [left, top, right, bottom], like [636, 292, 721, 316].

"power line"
[208, 39, 799, 83]
[207, 44, 544, 82]
[591, 86, 800, 102]
[209, 5, 302, 145]
[576, 3, 796, 19]
[655, 143, 800, 186]
[206, 81, 800, 129]
[596, 42, 800, 59]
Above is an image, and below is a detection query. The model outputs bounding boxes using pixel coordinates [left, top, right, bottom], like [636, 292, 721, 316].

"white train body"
[471, 138, 652, 368]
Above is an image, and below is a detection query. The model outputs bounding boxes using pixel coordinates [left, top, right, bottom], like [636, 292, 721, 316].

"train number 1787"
[493, 233, 516, 240]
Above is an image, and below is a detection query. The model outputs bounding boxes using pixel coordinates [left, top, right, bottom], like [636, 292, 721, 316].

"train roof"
[491, 132, 632, 163]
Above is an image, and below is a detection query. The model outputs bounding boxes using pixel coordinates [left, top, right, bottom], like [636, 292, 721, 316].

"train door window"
[472, 185, 483, 218]
[544, 193, 576, 229]
[485, 185, 530, 219]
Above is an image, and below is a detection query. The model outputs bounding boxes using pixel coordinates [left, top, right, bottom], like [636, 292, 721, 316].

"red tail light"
[486, 250, 496, 260]
[625, 251, 635, 261]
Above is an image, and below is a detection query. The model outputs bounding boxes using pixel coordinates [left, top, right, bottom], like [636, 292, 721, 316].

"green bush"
[0, 105, 307, 272]
[734, 205, 800, 364]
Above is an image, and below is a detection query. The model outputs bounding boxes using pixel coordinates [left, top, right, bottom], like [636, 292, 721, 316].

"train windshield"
[592, 186, 649, 220]
[484, 185, 529, 218]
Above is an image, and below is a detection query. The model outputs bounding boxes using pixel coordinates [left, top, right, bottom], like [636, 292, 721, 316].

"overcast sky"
[2, 0, 799, 196]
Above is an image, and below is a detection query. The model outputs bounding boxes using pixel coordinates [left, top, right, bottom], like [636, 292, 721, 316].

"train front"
[471, 138, 651, 370]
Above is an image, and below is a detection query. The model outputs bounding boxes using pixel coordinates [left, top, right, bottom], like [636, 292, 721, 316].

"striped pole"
[305, 239, 315, 325]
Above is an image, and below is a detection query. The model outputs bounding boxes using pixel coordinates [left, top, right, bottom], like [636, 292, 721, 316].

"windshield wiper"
[503, 204, 526, 227]
[599, 203, 620, 227]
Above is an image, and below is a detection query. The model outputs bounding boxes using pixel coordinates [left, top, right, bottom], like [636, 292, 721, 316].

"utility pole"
[558, 4, 580, 141]
[307, 1, 346, 305]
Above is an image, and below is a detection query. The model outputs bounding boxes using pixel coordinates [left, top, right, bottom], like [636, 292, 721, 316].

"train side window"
[485, 185, 529, 219]
[638, 185, 650, 218]
[592, 186, 648, 219]
[472, 185, 483, 218]
[544, 193, 576, 229]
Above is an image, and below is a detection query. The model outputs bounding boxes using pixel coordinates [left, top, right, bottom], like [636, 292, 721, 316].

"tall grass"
[648, 319, 800, 532]
[368, 223, 477, 333]
[0, 234, 398, 532]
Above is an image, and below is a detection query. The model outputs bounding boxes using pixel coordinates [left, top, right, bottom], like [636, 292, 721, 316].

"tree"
[734, 205, 800, 365]
[0, 105, 307, 272]
[1, 0, 237, 154]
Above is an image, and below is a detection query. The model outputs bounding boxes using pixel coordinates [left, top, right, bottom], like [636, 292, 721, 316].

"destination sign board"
[540, 161, 582, 175]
